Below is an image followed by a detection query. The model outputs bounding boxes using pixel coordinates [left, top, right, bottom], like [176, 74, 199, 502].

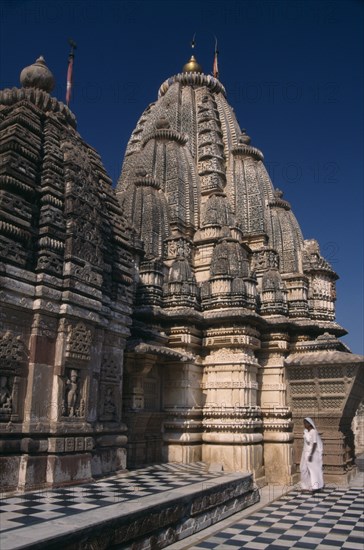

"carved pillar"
[162, 325, 203, 464]
[201, 326, 265, 484]
[163, 361, 203, 463]
[17, 313, 59, 491]
[258, 332, 295, 485]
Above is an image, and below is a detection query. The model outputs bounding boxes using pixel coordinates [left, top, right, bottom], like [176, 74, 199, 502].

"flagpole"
[66, 38, 77, 107]
[213, 36, 219, 79]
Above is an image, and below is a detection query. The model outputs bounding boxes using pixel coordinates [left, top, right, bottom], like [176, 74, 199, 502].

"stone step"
[1, 472, 259, 550]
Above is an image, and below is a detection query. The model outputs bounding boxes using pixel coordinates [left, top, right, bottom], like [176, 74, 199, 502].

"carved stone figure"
[64, 369, 80, 417]
[0, 376, 12, 412]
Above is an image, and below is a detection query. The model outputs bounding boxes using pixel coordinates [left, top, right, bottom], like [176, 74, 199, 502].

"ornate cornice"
[231, 144, 264, 161]
[158, 73, 226, 98]
[0, 88, 77, 128]
[142, 128, 187, 146]
[269, 197, 291, 210]
[134, 176, 160, 189]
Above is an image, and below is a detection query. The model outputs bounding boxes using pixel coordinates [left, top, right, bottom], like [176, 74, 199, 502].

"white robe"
[300, 421, 324, 491]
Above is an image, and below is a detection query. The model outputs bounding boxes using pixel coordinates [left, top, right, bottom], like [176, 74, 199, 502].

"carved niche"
[0, 331, 28, 421]
[98, 354, 121, 422]
[59, 322, 93, 420]
[61, 367, 86, 418]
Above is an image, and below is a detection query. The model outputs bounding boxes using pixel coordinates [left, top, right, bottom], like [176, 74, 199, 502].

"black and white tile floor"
[0, 465, 363, 550]
[0, 462, 221, 534]
[176, 484, 364, 550]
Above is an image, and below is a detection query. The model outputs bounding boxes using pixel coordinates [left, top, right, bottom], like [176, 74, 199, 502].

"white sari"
[300, 417, 324, 491]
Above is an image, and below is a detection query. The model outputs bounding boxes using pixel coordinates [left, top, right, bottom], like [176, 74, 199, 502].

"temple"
[0, 54, 363, 494]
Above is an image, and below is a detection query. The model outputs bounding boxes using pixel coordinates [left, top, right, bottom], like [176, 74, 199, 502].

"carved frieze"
[164, 237, 192, 260]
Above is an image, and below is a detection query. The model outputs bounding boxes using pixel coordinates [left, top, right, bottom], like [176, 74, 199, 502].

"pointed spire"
[66, 38, 77, 106]
[213, 36, 219, 79]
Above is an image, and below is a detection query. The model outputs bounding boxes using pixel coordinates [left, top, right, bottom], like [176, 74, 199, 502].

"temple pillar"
[258, 332, 295, 485]
[162, 325, 203, 463]
[201, 326, 265, 485]
[162, 361, 203, 463]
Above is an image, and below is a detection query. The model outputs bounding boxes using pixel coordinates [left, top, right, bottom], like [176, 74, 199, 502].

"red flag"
[213, 37, 219, 79]
[66, 39, 77, 106]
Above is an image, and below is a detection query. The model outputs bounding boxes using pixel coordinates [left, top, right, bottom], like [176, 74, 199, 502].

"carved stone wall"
[0, 60, 140, 492]
[286, 336, 364, 484]
[1, 55, 362, 494]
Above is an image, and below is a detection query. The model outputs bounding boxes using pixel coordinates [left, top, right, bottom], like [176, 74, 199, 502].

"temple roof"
[114, 61, 341, 326]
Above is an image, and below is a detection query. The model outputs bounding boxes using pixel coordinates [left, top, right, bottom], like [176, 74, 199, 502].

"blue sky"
[1, 0, 363, 353]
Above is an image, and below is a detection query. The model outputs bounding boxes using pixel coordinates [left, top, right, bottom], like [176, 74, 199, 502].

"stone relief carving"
[0, 332, 27, 367]
[0, 332, 27, 421]
[0, 375, 13, 414]
[36, 252, 63, 274]
[253, 248, 279, 271]
[99, 386, 117, 421]
[100, 355, 120, 383]
[165, 238, 192, 259]
[66, 322, 92, 361]
[62, 368, 85, 418]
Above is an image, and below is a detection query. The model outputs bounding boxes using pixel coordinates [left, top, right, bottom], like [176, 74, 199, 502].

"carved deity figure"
[64, 369, 79, 417]
[0, 375, 12, 412]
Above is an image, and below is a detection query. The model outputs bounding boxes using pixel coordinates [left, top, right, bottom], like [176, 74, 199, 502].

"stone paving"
[0, 463, 222, 533]
[168, 472, 364, 550]
[0, 466, 363, 549]
[0, 462, 256, 549]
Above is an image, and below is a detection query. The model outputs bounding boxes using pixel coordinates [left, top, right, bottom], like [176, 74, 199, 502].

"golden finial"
[183, 33, 203, 73]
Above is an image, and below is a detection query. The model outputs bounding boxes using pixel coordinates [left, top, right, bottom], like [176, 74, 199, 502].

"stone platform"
[0, 463, 259, 550]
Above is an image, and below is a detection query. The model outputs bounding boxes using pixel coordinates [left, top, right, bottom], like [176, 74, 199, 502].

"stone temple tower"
[116, 55, 363, 486]
[0, 57, 141, 492]
[0, 54, 362, 493]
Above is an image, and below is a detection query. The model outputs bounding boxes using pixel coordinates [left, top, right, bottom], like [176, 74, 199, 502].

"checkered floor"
[185, 486, 364, 550]
[0, 462, 220, 533]
[1, 466, 363, 550]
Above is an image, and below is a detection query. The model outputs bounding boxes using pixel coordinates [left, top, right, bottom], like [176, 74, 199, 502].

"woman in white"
[300, 417, 324, 493]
